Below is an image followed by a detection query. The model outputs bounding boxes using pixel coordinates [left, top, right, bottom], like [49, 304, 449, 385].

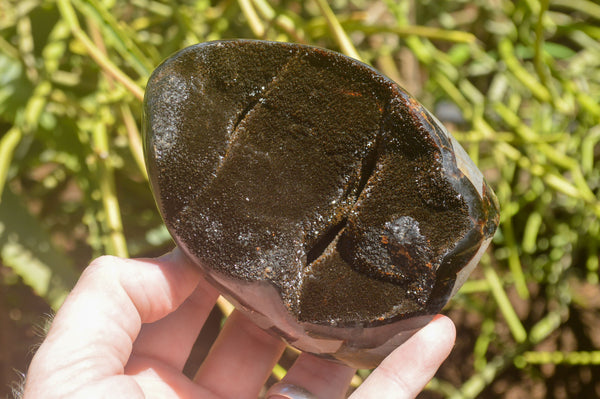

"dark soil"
[1, 265, 51, 399]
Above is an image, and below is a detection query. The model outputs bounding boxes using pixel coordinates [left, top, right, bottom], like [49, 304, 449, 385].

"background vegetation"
[1, 0, 599, 397]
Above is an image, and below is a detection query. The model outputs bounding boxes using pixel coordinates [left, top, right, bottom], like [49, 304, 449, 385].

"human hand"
[23, 251, 455, 399]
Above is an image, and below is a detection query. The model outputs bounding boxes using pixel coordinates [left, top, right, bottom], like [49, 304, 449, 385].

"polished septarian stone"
[143, 40, 499, 368]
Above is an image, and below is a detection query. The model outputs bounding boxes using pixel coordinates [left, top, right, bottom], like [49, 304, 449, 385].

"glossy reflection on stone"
[143, 40, 500, 368]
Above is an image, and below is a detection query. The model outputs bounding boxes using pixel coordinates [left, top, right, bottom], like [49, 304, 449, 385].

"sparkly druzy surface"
[144, 40, 499, 367]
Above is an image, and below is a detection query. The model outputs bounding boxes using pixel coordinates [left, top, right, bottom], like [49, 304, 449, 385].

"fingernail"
[265, 383, 318, 399]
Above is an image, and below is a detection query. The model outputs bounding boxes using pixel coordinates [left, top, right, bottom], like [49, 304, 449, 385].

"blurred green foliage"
[1, 0, 599, 396]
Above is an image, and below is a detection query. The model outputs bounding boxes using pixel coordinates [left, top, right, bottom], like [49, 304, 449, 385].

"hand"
[23, 251, 455, 399]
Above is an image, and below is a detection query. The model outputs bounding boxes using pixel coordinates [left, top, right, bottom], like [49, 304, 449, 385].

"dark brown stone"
[143, 40, 499, 368]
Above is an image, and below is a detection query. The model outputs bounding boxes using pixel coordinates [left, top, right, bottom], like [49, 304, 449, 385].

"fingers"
[23, 246, 456, 399]
[23, 250, 203, 397]
[126, 357, 222, 399]
[268, 316, 454, 399]
[268, 353, 356, 399]
[194, 310, 286, 399]
[130, 273, 219, 371]
[349, 315, 456, 399]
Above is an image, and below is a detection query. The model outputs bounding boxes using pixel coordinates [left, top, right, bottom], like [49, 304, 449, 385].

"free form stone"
[143, 40, 499, 368]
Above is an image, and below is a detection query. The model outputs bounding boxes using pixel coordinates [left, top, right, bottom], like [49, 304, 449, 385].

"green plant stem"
[426, 377, 461, 396]
[343, 21, 477, 43]
[453, 351, 509, 399]
[501, 217, 530, 299]
[459, 279, 490, 294]
[433, 70, 473, 120]
[0, 35, 20, 59]
[238, 0, 265, 37]
[522, 212, 543, 254]
[120, 104, 148, 180]
[534, 0, 550, 88]
[252, 0, 307, 43]
[483, 262, 528, 343]
[271, 363, 287, 380]
[454, 311, 562, 399]
[473, 317, 496, 371]
[313, 0, 362, 61]
[0, 78, 52, 204]
[74, 0, 153, 76]
[92, 114, 129, 258]
[498, 38, 551, 103]
[0, 128, 22, 204]
[517, 350, 600, 366]
[57, 0, 144, 101]
[550, 0, 600, 19]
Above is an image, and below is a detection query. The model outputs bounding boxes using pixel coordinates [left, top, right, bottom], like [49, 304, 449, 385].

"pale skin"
[23, 250, 456, 399]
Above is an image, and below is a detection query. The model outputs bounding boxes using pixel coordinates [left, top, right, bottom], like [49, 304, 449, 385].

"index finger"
[23, 250, 202, 396]
[349, 315, 456, 399]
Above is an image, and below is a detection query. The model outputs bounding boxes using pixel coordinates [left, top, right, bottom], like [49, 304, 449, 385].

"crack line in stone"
[211, 54, 301, 180]
[304, 106, 386, 266]
[305, 218, 348, 265]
